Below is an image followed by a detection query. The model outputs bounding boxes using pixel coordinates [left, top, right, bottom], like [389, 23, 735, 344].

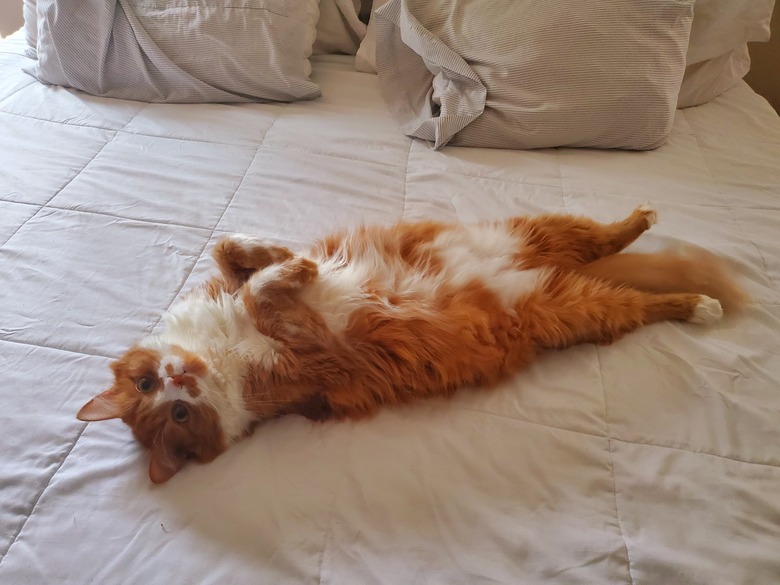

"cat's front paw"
[281, 258, 318, 288]
[248, 257, 318, 296]
[224, 234, 293, 263]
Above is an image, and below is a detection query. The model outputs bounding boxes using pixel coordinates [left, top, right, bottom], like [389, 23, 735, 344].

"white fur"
[431, 225, 545, 307]
[300, 223, 545, 334]
[299, 241, 379, 333]
[637, 204, 657, 227]
[141, 290, 274, 442]
[153, 355, 200, 406]
[157, 355, 184, 380]
[689, 295, 723, 324]
[155, 379, 200, 406]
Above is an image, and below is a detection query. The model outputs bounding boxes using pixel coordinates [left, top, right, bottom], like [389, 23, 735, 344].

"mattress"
[2, 30, 780, 584]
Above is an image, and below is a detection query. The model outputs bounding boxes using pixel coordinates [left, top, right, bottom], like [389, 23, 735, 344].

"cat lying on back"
[78, 206, 745, 483]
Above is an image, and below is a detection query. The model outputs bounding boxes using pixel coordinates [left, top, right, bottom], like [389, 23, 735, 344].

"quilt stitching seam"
[0, 108, 142, 254]
[562, 184, 780, 212]
[687, 122, 778, 296]
[727, 208, 776, 291]
[0, 80, 36, 108]
[142, 107, 288, 338]
[400, 139, 413, 220]
[0, 423, 88, 567]
[610, 437, 780, 470]
[456, 406, 607, 441]
[458, 404, 780, 469]
[595, 346, 635, 585]
[45, 205, 214, 232]
[0, 110, 413, 171]
[0, 109, 269, 149]
[0, 337, 114, 360]
[0, 108, 148, 568]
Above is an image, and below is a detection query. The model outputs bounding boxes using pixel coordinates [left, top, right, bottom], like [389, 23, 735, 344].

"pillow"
[375, 0, 694, 151]
[23, 0, 37, 58]
[34, 0, 321, 103]
[677, 0, 774, 107]
[678, 45, 752, 108]
[354, 0, 386, 73]
[313, 0, 367, 55]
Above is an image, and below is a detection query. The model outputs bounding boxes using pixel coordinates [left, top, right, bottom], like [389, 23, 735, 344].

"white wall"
[0, 0, 24, 38]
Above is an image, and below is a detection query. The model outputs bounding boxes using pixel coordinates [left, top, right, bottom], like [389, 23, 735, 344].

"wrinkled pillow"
[23, 0, 37, 58]
[678, 0, 774, 108]
[375, 0, 694, 150]
[314, 0, 367, 55]
[34, 0, 321, 103]
[354, 0, 387, 73]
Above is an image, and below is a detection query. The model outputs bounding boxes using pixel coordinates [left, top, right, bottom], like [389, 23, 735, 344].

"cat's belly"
[300, 223, 548, 335]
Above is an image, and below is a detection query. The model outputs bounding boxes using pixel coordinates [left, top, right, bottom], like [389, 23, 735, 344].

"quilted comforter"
[1, 31, 780, 584]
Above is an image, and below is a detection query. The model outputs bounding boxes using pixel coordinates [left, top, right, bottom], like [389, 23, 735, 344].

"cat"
[77, 206, 745, 483]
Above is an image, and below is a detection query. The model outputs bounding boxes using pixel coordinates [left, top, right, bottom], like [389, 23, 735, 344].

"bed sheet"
[1, 31, 780, 584]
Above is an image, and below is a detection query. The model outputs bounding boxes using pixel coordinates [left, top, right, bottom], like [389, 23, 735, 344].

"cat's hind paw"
[689, 295, 723, 324]
[636, 204, 658, 228]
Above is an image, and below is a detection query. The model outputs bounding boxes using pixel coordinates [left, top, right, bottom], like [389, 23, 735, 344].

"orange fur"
[576, 247, 747, 313]
[77, 207, 745, 482]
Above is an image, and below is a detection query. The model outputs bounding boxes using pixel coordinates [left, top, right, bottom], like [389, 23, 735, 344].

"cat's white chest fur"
[158, 291, 277, 360]
[142, 291, 274, 442]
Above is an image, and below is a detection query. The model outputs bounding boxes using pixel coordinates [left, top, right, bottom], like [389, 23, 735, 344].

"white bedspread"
[2, 31, 780, 584]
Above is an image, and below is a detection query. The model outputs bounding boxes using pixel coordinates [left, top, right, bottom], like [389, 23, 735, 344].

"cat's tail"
[576, 246, 747, 313]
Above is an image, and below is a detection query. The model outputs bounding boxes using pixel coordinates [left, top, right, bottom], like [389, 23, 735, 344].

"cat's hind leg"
[213, 235, 294, 285]
[510, 205, 657, 269]
[524, 271, 721, 350]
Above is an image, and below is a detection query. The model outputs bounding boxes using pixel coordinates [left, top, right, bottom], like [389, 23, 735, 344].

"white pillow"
[361, 0, 776, 113]
[678, 0, 774, 107]
[678, 45, 752, 108]
[23, 0, 37, 58]
[313, 0, 367, 55]
[354, 0, 386, 73]
[35, 0, 321, 103]
[375, 0, 694, 150]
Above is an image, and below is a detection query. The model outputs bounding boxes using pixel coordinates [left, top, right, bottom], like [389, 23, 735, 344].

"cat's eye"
[136, 377, 155, 393]
[171, 402, 189, 423]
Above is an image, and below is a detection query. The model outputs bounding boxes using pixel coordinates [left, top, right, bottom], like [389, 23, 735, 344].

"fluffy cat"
[77, 206, 744, 483]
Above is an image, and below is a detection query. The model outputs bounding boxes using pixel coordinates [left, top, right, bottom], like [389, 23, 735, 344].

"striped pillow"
[375, 0, 694, 150]
[34, 0, 321, 103]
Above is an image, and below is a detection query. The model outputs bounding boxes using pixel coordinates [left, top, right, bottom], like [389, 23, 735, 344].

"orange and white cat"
[78, 206, 744, 483]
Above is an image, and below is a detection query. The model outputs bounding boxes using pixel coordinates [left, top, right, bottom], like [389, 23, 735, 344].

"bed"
[2, 7, 780, 583]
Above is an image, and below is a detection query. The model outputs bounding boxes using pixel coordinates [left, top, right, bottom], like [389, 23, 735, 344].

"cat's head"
[77, 343, 242, 483]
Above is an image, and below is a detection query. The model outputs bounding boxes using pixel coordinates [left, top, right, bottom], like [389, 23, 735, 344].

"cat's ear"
[148, 443, 186, 484]
[77, 387, 123, 421]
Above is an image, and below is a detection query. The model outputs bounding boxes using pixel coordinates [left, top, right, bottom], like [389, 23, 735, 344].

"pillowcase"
[23, 0, 37, 58]
[313, 0, 367, 55]
[678, 45, 752, 108]
[34, 0, 321, 103]
[677, 0, 774, 107]
[354, 0, 386, 73]
[375, 0, 694, 151]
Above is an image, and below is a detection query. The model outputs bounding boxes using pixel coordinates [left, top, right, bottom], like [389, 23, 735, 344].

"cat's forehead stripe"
[159, 355, 185, 378]
[154, 380, 202, 406]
